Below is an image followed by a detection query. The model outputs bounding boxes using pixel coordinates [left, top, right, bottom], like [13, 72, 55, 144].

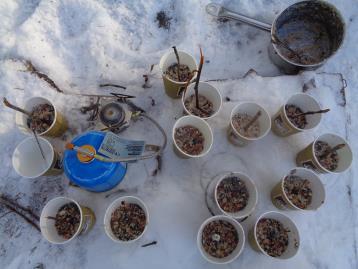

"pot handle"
[206, 3, 272, 32]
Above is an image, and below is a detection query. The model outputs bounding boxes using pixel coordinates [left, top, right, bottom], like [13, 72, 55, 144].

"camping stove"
[97, 101, 132, 133]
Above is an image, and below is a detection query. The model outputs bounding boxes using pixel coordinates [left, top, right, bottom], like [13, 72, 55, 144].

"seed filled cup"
[214, 172, 258, 220]
[197, 215, 245, 264]
[104, 196, 149, 243]
[182, 82, 222, 120]
[271, 167, 325, 211]
[228, 102, 271, 147]
[15, 97, 68, 137]
[296, 133, 353, 174]
[271, 93, 321, 137]
[159, 50, 198, 99]
[249, 211, 300, 259]
[172, 115, 213, 158]
[12, 137, 63, 178]
[40, 197, 96, 244]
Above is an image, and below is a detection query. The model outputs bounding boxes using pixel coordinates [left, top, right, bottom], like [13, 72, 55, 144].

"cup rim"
[12, 136, 54, 178]
[312, 133, 353, 174]
[103, 195, 149, 243]
[282, 93, 321, 132]
[172, 115, 213, 158]
[197, 215, 245, 264]
[181, 81, 222, 120]
[253, 211, 300, 259]
[40, 197, 83, 244]
[280, 167, 325, 211]
[159, 49, 198, 85]
[230, 102, 271, 141]
[214, 172, 258, 218]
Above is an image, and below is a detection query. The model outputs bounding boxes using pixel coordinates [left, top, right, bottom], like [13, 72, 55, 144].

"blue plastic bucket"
[64, 131, 127, 192]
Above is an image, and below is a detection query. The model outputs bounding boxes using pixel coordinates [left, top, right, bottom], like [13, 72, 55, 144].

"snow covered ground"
[0, 0, 357, 268]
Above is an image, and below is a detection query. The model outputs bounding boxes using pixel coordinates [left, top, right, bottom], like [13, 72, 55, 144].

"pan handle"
[206, 3, 272, 32]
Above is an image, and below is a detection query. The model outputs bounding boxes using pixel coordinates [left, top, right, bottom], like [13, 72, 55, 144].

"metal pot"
[206, 1, 345, 74]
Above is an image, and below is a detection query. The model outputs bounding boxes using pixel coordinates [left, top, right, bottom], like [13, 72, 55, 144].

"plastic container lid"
[64, 131, 127, 192]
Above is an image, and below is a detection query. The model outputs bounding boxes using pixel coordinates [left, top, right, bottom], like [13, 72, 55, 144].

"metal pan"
[206, 1, 345, 74]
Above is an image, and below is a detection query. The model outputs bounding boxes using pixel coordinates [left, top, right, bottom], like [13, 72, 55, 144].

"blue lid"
[64, 131, 127, 190]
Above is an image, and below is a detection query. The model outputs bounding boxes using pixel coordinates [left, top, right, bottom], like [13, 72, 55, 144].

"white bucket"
[12, 136, 61, 178]
[172, 115, 213, 158]
[182, 82, 222, 120]
[197, 215, 245, 264]
[312, 133, 353, 174]
[296, 133, 353, 174]
[104, 196, 149, 243]
[250, 211, 300, 259]
[15, 96, 67, 137]
[40, 197, 96, 244]
[228, 102, 271, 147]
[272, 93, 322, 137]
[214, 172, 258, 220]
[271, 167, 325, 211]
[159, 50, 198, 99]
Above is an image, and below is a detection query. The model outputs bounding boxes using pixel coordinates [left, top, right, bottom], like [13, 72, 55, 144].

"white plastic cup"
[296, 133, 353, 174]
[104, 196, 149, 243]
[228, 102, 271, 147]
[172, 115, 213, 158]
[213, 172, 258, 220]
[182, 82, 222, 120]
[249, 211, 300, 259]
[159, 50, 198, 99]
[272, 93, 322, 137]
[197, 215, 245, 264]
[40, 197, 96, 244]
[271, 167, 325, 211]
[15, 97, 67, 137]
[12, 137, 62, 178]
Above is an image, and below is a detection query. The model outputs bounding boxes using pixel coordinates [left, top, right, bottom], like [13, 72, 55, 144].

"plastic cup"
[271, 167, 325, 211]
[228, 102, 271, 147]
[296, 133, 353, 174]
[182, 82, 222, 120]
[208, 172, 258, 220]
[15, 97, 68, 137]
[197, 215, 245, 264]
[104, 196, 149, 243]
[12, 137, 62, 178]
[172, 115, 213, 158]
[249, 211, 300, 259]
[159, 50, 198, 99]
[271, 93, 321, 137]
[40, 197, 96, 244]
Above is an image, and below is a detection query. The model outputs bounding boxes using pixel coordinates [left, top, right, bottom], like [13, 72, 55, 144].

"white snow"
[0, 0, 357, 269]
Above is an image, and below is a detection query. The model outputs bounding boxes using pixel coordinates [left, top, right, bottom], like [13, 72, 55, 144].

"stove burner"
[99, 103, 125, 127]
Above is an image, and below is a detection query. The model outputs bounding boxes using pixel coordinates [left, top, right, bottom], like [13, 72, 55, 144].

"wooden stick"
[172, 46, 181, 81]
[243, 111, 262, 131]
[0, 201, 40, 232]
[3, 97, 31, 116]
[194, 47, 204, 109]
[0, 195, 40, 221]
[99, 83, 126, 89]
[32, 129, 47, 162]
[25, 60, 63, 93]
[141, 241, 157, 247]
[294, 108, 330, 118]
[320, 143, 346, 159]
